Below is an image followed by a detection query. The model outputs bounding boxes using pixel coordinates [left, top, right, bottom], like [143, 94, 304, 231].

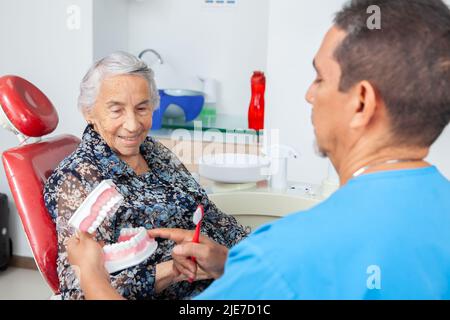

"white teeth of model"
[139, 230, 146, 241]
[134, 230, 141, 240]
[119, 242, 127, 251]
[125, 240, 133, 249]
[130, 236, 138, 246]
[91, 222, 99, 231]
[88, 226, 95, 234]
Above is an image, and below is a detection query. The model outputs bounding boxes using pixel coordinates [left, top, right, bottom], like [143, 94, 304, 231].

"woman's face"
[85, 74, 154, 159]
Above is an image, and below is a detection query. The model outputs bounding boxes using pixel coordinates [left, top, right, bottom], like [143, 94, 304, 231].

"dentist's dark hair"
[333, 0, 450, 147]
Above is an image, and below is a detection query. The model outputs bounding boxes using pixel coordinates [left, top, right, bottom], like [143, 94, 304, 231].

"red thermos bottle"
[248, 71, 266, 131]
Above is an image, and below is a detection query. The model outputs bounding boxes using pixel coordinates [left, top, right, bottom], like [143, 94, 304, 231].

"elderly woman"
[43, 51, 247, 300]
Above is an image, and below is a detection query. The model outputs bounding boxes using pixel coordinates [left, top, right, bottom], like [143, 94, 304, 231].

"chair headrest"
[0, 75, 58, 137]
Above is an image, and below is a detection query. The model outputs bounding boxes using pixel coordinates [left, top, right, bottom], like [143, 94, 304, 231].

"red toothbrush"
[189, 204, 204, 283]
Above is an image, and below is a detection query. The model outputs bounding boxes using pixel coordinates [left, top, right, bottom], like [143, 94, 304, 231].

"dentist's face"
[85, 74, 153, 159]
[305, 27, 353, 158]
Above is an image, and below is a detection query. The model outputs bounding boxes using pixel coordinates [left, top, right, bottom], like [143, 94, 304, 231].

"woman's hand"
[66, 231, 124, 300]
[66, 231, 195, 295]
[66, 232, 109, 285]
[148, 228, 228, 281]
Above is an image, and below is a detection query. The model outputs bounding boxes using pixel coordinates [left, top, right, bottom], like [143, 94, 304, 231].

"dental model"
[103, 227, 158, 274]
[68, 180, 124, 234]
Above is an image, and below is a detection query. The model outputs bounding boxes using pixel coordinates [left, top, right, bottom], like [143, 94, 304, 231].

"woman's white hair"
[78, 51, 159, 113]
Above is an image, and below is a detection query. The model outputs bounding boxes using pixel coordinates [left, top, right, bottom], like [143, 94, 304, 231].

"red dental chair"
[0, 75, 80, 294]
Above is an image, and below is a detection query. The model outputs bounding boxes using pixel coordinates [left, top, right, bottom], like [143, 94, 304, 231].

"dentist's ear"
[349, 80, 379, 130]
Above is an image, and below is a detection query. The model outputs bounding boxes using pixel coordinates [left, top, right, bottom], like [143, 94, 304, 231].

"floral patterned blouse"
[43, 125, 248, 300]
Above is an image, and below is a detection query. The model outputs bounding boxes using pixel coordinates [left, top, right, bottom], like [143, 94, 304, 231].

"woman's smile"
[117, 133, 144, 146]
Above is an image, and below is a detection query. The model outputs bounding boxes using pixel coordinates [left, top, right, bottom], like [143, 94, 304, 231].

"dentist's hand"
[148, 228, 228, 281]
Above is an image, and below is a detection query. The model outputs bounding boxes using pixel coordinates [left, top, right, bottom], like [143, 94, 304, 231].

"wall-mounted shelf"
[160, 113, 263, 136]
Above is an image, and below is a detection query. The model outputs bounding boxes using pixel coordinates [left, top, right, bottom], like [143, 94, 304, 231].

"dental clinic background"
[1, 0, 449, 259]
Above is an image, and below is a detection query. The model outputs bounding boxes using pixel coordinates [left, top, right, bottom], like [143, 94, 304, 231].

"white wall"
[93, 0, 129, 60]
[0, 0, 94, 256]
[127, 0, 270, 116]
[428, 128, 450, 179]
[265, 0, 347, 185]
[265, 0, 450, 185]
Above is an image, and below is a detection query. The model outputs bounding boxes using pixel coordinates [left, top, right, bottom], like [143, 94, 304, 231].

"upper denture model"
[68, 180, 124, 234]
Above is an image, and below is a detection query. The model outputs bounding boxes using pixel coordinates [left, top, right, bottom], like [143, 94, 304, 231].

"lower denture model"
[103, 227, 158, 274]
[68, 180, 158, 273]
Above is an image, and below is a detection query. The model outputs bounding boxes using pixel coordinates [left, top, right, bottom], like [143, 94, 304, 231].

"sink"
[199, 154, 270, 183]
[208, 192, 321, 232]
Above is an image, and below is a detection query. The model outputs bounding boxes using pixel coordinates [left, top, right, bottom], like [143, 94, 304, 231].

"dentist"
[67, 0, 450, 299]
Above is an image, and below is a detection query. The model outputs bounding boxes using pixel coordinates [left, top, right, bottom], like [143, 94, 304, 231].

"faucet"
[262, 145, 299, 191]
[138, 49, 164, 65]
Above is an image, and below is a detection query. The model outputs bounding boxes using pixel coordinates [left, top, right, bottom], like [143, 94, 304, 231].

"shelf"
[158, 113, 263, 136]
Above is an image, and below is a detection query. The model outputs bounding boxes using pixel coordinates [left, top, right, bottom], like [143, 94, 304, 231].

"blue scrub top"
[196, 166, 450, 300]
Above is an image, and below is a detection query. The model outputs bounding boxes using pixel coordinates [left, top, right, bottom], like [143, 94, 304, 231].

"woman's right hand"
[148, 228, 228, 281]
[66, 231, 109, 283]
